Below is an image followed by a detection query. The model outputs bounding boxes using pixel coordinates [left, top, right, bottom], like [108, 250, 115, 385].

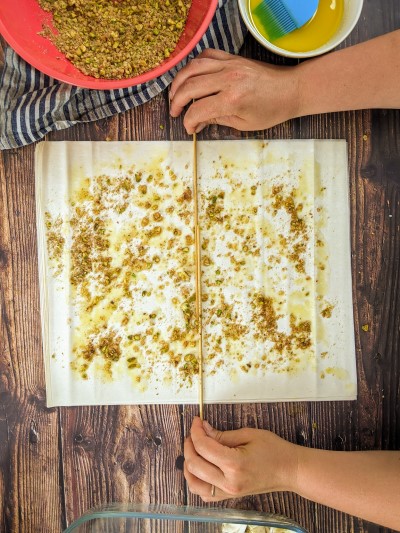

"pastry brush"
[253, 0, 319, 41]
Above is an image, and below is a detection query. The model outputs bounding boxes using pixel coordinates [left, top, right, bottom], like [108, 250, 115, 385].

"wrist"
[293, 60, 314, 118]
[272, 439, 302, 493]
[284, 442, 302, 493]
[289, 444, 308, 494]
[284, 65, 303, 122]
[292, 446, 329, 498]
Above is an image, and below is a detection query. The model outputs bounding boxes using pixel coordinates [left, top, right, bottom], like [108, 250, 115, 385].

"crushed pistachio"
[46, 152, 328, 387]
[38, 0, 192, 79]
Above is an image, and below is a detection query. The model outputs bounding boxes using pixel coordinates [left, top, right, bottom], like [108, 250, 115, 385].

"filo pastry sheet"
[35, 140, 357, 407]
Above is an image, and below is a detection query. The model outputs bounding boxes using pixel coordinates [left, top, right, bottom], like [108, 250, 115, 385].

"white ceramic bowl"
[238, 0, 364, 58]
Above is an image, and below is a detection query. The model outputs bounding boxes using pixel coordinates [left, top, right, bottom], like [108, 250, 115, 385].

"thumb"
[203, 420, 252, 448]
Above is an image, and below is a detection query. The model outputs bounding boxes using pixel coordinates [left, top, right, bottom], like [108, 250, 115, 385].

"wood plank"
[0, 147, 63, 532]
[60, 405, 185, 528]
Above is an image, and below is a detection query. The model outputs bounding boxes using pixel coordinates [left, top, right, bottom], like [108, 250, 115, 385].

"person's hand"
[184, 416, 299, 502]
[169, 49, 300, 134]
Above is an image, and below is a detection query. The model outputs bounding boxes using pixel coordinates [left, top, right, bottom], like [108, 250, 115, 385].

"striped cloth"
[0, 0, 247, 150]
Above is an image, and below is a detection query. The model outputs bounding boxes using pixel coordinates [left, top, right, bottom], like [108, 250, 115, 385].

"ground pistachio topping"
[38, 0, 192, 79]
[45, 152, 333, 388]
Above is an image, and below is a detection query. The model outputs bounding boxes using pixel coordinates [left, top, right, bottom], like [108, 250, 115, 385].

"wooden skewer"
[192, 132, 204, 420]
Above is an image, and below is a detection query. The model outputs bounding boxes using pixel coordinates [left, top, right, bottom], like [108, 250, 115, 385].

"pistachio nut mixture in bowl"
[0, 0, 218, 88]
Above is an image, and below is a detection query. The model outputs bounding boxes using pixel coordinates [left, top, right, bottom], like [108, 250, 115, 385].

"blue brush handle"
[282, 0, 319, 28]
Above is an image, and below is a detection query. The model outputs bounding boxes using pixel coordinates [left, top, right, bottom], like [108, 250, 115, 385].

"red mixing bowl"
[0, 0, 218, 89]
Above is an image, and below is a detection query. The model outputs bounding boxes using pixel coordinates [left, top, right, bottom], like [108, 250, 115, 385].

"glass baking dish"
[65, 503, 308, 532]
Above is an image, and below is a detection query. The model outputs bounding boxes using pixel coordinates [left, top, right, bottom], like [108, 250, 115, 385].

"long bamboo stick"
[192, 132, 204, 420]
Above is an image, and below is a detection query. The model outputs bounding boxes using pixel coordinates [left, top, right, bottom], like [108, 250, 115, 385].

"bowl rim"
[238, 0, 364, 59]
[0, 0, 219, 89]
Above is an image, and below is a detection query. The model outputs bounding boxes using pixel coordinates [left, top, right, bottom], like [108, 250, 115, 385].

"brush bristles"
[254, 0, 297, 41]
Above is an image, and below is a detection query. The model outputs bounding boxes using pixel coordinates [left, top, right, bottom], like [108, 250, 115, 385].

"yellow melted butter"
[249, 0, 344, 53]
[325, 366, 349, 380]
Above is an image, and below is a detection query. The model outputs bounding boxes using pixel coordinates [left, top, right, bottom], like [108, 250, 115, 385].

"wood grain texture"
[0, 0, 399, 532]
[0, 147, 63, 532]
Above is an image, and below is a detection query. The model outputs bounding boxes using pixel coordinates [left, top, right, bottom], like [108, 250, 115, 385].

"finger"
[176, 49, 233, 92]
[184, 462, 229, 502]
[184, 435, 225, 486]
[170, 73, 224, 117]
[197, 48, 235, 61]
[193, 115, 248, 134]
[170, 56, 225, 102]
[203, 419, 253, 448]
[193, 121, 207, 134]
[189, 416, 236, 467]
[183, 95, 242, 134]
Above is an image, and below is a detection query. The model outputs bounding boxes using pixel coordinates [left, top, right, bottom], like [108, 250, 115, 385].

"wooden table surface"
[1, 2, 399, 532]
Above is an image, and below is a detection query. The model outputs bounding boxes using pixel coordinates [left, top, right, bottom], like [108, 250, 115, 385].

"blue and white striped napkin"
[0, 0, 247, 150]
